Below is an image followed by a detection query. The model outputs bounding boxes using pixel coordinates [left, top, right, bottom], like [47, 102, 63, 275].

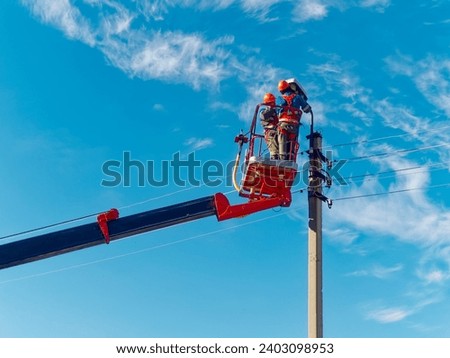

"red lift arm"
[0, 192, 290, 270]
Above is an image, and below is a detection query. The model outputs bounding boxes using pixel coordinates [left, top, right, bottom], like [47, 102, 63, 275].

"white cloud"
[120, 31, 233, 89]
[310, 56, 450, 298]
[325, 227, 360, 245]
[347, 264, 403, 279]
[98, 1, 134, 36]
[417, 245, 450, 285]
[21, 0, 96, 45]
[385, 54, 450, 117]
[184, 137, 214, 150]
[135, 0, 238, 21]
[22, 0, 237, 90]
[240, 0, 281, 21]
[308, 54, 450, 162]
[422, 270, 447, 283]
[234, 60, 283, 121]
[20, 0, 287, 103]
[359, 0, 391, 12]
[331, 168, 449, 246]
[329, 151, 450, 303]
[134, 0, 281, 22]
[366, 307, 411, 323]
[152, 103, 165, 111]
[291, 0, 392, 23]
[292, 0, 391, 22]
[364, 295, 441, 324]
[20, 0, 405, 123]
[293, 0, 328, 23]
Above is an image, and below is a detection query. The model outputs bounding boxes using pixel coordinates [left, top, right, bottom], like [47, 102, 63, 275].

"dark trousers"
[278, 122, 299, 161]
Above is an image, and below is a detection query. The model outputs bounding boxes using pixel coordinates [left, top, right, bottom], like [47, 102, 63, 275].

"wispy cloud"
[419, 269, 448, 284]
[308, 54, 450, 159]
[136, 0, 281, 22]
[152, 103, 165, 111]
[347, 264, 403, 279]
[136, 0, 238, 21]
[234, 60, 283, 122]
[331, 162, 449, 246]
[293, 0, 328, 23]
[240, 0, 281, 22]
[363, 294, 441, 324]
[324, 227, 360, 246]
[112, 31, 233, 89]
[292, 0, 392, 23]
[366, 307, 411, 323]
[385, 54, 450, 117]
[424, 19, 450, 25]
[309, 54, 450, 314]
[417, 245, 450, 285]
[22, 0, 235, 90]
[21, 0, 96, 45]
[359, 0, 391, 12]
[184, 137, 214, 150]
[21, 0, 401, 123]
[20, 0, 290, 122]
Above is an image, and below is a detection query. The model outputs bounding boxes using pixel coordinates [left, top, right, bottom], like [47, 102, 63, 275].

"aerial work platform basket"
[233, 103, 299, 208]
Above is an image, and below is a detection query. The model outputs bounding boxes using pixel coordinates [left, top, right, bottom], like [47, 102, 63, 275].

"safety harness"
[279, 93, 302, 124]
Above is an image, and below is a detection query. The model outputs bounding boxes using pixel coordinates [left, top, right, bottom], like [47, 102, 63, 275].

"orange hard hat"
[278, 80, 290, 92]
[263, 92, 276, 105]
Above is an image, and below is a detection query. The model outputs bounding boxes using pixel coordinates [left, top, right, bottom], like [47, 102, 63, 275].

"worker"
[276, 79, 311, 161]
[259, 92, 279, 160]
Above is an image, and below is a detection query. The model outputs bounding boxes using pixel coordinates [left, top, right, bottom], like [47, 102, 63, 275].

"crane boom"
[0, 196, 216, 270]
[0, 191, 291, 270]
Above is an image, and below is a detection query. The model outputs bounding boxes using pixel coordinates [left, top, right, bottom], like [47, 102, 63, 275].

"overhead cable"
[342, 161, 450, 184]
[325, 124, 450, 150]
[332, 182, 450, 202]
[339, 143, 449, 162]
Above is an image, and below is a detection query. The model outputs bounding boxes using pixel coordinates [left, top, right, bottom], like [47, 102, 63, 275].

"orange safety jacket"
[279, 93, 302, 124]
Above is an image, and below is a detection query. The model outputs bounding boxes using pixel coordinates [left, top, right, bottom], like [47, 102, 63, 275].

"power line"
[327, 132, 413, 149]
[341, 161, 450, 184]
[0, 212, 102, 241]
[332, 182, 450, 202]
[339, 143, 449, 162]
[0, 184, 243, 242]
[0, 206, 297, 285]
[117, 186, 198, 211]
[325, 124, 450, 150]
[0, 186, 210, 241]
[2, 136, 447, 241]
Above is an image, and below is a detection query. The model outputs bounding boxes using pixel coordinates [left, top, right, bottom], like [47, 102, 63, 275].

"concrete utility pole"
[307, 132, 324, 338]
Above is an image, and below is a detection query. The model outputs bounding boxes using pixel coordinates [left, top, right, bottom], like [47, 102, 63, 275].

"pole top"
[306, 131, 322, 140]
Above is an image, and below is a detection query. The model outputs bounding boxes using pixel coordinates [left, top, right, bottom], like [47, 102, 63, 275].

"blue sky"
[0, 0, 449, 338]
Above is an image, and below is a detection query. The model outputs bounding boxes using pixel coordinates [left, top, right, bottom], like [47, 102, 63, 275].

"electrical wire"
[2, 118, 448, 245]
[0, 212, 102, 241]
[347, 167, 448, 185]
[117, 186, 198, 211]
[341, 161, 450, 184]
[327, 132, 413, 148]
[332, 182, 450, 202]
[0, 188, 195, 241]
[324, 124, 450, 150]
[0, 184, 224, 241]
[338, 143, 450, 162]
[0, 205, 299, 285]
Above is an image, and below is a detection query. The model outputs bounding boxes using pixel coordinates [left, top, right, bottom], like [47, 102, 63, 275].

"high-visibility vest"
[279, 93, 302, 124]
